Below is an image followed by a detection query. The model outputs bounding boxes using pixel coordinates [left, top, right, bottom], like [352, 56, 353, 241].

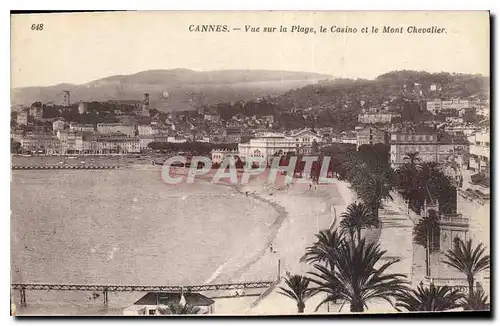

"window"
[149, 309, 156, 315]
[453, 237, 461, 252]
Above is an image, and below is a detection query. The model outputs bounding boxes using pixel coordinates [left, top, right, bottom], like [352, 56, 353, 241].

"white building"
[17, 111, 29, 125]
[427, 99, 471, 114]
[52, 119, 66, 134]
[69, 122, 95, 133]
[211, 148, 239, 164]
[97, 123, 136, 137]
[123, 292, 214, 316]
[468, 130, 490, 173]
[238, 129, 322, 165]
[78, 102, 87, 114]
[357, 113, 393, 124]
[138, 124, 156, 136]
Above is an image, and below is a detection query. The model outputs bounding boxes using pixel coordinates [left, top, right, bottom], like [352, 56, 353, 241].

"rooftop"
[133, 292, 214, 307]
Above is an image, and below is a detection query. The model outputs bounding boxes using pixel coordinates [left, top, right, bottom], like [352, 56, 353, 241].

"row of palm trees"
[279, 227, 490, 313]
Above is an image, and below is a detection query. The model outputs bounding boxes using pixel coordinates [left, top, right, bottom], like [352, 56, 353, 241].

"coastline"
[12, 163, 365, 315]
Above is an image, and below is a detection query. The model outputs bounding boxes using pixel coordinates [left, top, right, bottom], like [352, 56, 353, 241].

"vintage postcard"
[10, 11, 490, 316]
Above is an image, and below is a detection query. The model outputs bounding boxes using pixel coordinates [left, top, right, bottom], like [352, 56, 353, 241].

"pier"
[11, 281, 274, 306]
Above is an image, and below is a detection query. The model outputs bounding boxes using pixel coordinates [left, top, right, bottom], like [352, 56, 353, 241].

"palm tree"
[460, 289, 489, 311]
[277, 273, 314, 313]
[443, 239, 490, 298]
[395, 283, 464, 312]
[403, 151, 421, 169]
[358, 172, 394, 220]
[339, 202, 379, 243]
[309, 239, 408, 312]
[157, 302, 201, 315]
[300, 229, 345, 268]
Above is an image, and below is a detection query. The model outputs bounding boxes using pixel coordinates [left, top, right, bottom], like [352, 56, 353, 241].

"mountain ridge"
[11, 69, 332, 110]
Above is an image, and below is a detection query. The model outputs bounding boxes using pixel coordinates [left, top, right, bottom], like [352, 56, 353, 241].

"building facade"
[357, 113, 393, 124]
[238, 129, 322, 165]
[356, 126, 387, 149]
[389, 132, 469, 166]
[211, 148, 239, 164]
[97, 123, 136, 137]
[468, 130, 490, 173]
[426, 99, 471, 114]
[17, 111, 29, 125]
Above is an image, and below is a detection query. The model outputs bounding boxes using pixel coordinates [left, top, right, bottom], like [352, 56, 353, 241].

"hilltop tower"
[141, 93, 150, 116]
[62, 90, 71, 107]
[78, 101, 87, 114]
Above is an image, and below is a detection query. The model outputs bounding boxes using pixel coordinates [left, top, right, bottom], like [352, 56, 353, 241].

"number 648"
[31, 23, 44, 31]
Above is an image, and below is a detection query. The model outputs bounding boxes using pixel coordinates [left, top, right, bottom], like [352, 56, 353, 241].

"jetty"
[11, 281, 275, 306]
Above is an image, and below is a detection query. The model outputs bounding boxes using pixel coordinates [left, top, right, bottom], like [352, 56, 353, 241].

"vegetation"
[413, 209, 441, 253]
[460, 289, 489, 311]
[396, 152, 457, 214]
[339, 202, 379, 243]
[157, 302, 201, 315]
[277, 273, 314, 313]
[10, 138, 21, 154]
[300, 229, 345, 268]
[443, 239, 490, 299]
[309, 238, 408, 312]
[147, 142, 238, 155]
[395, 283, 464, 312]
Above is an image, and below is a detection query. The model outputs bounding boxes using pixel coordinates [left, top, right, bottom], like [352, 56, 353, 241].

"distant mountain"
[11, 69, 332, 111]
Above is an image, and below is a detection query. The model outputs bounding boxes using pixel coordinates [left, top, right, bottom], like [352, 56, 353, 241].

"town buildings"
[20, 133, 60, 154]
[29, 106, 43, 120]
[356, 126, 387, 149]
[426, 99, 471, 114]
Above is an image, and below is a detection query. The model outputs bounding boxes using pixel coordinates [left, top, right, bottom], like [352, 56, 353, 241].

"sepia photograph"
[9, 10, 491, 316]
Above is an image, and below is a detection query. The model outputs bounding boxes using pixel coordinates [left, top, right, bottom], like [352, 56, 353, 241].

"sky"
[10, 11, 490, 88]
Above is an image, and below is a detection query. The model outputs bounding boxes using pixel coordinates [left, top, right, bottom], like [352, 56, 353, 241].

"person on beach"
[270, 244, 274, 253]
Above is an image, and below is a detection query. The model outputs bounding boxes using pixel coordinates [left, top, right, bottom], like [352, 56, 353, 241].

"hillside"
[11, 69, 332, 110]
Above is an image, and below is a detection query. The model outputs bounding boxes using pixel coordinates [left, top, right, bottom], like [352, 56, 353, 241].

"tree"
[309, 239, 408, 312]
[157, 302, 201, 315]
[460, 289, 489, 311]
[413, 209, 440, 253]
[339, 202, 379, 243]
[395, 283, 464, 312]
[358, 172, 394, 221]
[11, 138, 21, 154]
[300, 229, 345, 268]
[277, 273, 314, 313]
[403, 151, 421, 169]
[443, 239, 490, 298]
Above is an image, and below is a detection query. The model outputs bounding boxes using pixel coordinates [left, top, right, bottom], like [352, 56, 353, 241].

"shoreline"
[12, 167, 357, 315]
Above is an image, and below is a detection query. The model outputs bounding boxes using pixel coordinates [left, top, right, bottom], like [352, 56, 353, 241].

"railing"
[11, 281, 274, 292]
[439, 214, 470, 225]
